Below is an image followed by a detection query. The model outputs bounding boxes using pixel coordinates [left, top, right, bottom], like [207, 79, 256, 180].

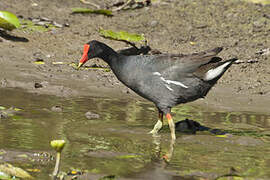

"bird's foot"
[148, 120, 163, 135]
[148, 130, 161, 138]
[162, 154, 170, 163]
[148, 129, 157, 134]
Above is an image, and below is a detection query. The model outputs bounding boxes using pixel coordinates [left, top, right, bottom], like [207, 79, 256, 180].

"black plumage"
[78, 40, 237, 141]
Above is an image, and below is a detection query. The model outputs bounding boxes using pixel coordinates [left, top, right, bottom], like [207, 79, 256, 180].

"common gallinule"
[77, 40, 237, 141]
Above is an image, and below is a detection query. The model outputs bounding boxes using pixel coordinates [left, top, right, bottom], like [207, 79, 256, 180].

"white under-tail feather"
[204, 61, 231, 81]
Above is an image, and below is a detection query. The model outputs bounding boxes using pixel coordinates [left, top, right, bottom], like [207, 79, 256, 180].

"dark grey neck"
[97, 43, 120, 67]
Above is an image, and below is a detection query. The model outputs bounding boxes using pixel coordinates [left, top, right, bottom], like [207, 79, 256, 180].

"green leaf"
[99, 175, 116, 180]
[0, 171, 12, 180]
[0, 11, 20, 31]
[0, 106, 6, 110]
[13, 107, 22, 111]
[216, 134, 228, 138]
[19, 19, 56, 32]
[98, 28, 145, 43]
[72, 8, 113, 16]
[0, 163, 32, 179]
[33, 59, 45, 65]
[117, 154, 141, 159]
[17, 154, 28, 158]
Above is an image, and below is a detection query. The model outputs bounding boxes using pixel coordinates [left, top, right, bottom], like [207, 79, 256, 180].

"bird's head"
[77, 40, 105, 68]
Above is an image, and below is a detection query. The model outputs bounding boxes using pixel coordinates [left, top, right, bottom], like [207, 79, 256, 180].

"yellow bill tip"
[77, 62, 83, 69]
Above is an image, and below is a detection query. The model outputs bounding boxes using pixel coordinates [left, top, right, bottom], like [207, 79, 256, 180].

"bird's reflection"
[152, 134, 175, 163]
[151, 118, 228, 163]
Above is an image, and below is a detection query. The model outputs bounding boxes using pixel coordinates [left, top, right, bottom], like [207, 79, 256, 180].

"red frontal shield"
[79, 44, 90, 64]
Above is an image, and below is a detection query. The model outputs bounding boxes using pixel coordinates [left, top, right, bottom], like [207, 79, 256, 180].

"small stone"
[64, 23, 70, 27]
[150, 20, 158, 27]
[40, 17, 51, 22]
[51, 106, 63, 112]
[0, 112, 7, 119]
[85, 111, 100, 119]
[35, 21, 48, 26]
[256, 48, 270, 56]
[1, 79, 8, 87]
[253, 19, 265, 28]
[34, 82, 43, 88]
[41, 81, 49, 86]
[53, 21, 63, 28]
[33, 52, 46, 60]
[31, 2, 38, 6]
[247, 59, 258, 63]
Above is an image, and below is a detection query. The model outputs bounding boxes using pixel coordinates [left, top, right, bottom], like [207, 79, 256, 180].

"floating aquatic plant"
[50, 140, 66, 178]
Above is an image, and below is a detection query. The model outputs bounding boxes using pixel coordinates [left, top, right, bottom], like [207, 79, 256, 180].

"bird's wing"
[155, 47, 223, 72]
[120, 47, 223, 91]
[142, 47, 223, 80]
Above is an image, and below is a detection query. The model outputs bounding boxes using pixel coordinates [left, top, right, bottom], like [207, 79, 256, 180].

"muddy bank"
[0, 0, 270, 113]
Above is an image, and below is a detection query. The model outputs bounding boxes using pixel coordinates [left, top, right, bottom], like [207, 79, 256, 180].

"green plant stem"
[52, 152, 61, 179]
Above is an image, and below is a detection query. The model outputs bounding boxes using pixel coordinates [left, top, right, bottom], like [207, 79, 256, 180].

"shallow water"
[0, 88, 270, 179]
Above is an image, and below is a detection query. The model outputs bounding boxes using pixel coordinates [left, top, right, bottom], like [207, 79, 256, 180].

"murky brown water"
[0, 88, 270, 179]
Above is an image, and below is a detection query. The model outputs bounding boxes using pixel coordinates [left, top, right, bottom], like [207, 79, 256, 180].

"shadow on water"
[0, 88, 270, 179]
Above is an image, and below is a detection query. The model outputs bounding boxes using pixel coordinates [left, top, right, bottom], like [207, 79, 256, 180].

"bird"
[77, 40, 237, 141]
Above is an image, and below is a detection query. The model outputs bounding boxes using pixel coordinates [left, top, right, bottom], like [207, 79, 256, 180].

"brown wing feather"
[167, 47, 224, 74]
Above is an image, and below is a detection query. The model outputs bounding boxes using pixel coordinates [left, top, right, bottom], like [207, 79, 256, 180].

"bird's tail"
[203, 58, 237, 81]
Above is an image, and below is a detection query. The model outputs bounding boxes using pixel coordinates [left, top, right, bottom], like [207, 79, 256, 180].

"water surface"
[0, 88, 270, 179]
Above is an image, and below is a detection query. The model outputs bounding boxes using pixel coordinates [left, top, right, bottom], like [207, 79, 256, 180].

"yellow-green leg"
[149, 111, 163, 135]
[166, 113, 176, 141]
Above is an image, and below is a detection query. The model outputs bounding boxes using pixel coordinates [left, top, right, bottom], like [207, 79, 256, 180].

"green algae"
[19, 19, 57, 32]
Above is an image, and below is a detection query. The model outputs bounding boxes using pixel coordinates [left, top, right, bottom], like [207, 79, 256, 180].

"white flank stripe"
[165, 84, 174, 91]
[166, 80, 188, 88]
[153, 71, 189, 90]
[160, 77, 166, 82]
[160, 77, 188, 89]
[153, 72, 161, 76]
[159, 75, 188, 89]
[204, 61, 231, 81]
